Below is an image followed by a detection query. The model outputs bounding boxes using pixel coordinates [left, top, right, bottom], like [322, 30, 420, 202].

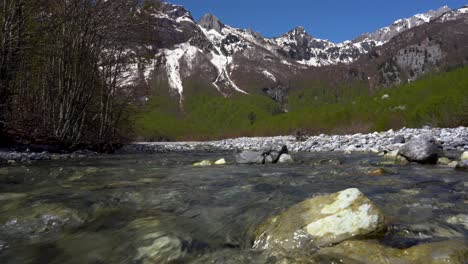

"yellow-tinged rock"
[214, 158, 226, 165]
[314, 240, 468, 264]
[253, 188, 386, 250]
[437, 157, 451, 165]
[460, 151, 468, 161]
[193, 160, 212, 166]
[448, 161, 459, 168]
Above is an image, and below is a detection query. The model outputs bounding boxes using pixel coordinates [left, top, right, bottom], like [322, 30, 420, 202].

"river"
[0, 151, 466, 263]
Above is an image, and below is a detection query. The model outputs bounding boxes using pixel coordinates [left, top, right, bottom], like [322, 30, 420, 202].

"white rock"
[253, 188, 386, 250]
[214, 158, 226, 165]
[193, 160, 212, 166]
[460, 151, 468, 161]
[278, 154, 293, 163]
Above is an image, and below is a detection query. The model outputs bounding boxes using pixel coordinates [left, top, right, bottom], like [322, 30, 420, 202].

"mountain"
[122, 2, 468, 106]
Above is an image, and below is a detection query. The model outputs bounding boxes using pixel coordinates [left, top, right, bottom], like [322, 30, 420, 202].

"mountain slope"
[123, 2, 468, 107]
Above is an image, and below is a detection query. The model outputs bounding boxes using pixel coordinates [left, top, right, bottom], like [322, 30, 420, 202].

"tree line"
[0, 0, 160, 151]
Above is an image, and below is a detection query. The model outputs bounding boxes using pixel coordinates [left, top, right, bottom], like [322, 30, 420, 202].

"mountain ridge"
[122, 2, 468, 106]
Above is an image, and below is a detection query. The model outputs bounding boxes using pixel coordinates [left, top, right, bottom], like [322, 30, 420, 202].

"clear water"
[0, 151, 466, 263]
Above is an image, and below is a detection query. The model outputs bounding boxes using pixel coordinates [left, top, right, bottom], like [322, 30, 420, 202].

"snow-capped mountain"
[124, 2, 468, 105]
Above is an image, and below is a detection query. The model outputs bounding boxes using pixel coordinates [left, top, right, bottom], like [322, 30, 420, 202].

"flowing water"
[0, 151, 466, 263]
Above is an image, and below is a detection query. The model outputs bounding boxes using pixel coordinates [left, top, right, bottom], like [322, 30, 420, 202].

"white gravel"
[123, 127, 468, 153]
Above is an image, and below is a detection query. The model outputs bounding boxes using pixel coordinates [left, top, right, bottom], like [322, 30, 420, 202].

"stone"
[214, 158, 226, 165]
[253, 188, 386, 250]
[382, 150, 409, 165]
[392, 135, 406, 144]
[455, 160, 468, 171]
[437, 157, 451, 165]
[460, 151, 468, 161]
[193, 160, 212, 166]
[368, 168, 393, 176]
[235, 151, 268, 164]
[399, 134, 441, 164]
[128, 217, 189, 264]
[314, 240, 468, 264]
[448, 161, 459, 168]
[0, 203, 85, 237]
[278, 154, 293, 163]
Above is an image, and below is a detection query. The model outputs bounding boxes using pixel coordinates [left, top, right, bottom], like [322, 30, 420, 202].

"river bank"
[1, 127, 467, 164]
[122, 127, 468, 154]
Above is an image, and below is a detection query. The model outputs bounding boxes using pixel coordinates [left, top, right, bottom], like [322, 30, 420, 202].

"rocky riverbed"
[122, 127, 468, 154]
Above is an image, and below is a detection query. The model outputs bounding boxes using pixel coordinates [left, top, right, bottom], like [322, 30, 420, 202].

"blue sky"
[168, 0, 468, 42]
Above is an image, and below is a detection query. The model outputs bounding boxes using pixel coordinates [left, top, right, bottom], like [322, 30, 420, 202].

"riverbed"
[0, 151, 466, 263]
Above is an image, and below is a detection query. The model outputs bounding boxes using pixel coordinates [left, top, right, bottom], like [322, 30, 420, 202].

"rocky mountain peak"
[354, 6, 452, 45]
[198, 13, 225, 33]
[285, 26, 310, 38]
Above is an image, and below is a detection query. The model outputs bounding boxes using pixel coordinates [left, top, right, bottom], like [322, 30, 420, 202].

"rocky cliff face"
[121, 2, 468, 106]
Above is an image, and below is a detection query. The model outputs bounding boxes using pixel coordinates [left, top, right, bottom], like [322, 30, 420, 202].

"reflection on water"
[0, 151, 466, 263]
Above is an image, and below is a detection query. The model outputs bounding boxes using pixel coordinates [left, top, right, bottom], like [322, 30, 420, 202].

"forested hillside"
[135, 66, 468, 140]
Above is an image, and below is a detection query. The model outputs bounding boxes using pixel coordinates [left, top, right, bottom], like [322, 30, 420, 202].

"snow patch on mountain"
[199, 27, 248, 94]
[162, 43, 201, 104]
[262, 70, 277, 82]
[440, 6, 468, 21]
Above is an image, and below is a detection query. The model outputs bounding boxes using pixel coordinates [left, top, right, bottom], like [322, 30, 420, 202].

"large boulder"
[253, 188, 386, 250]
[235, 145, 289, 164]
[235, 151, 271, 164]
[399, 134, 441, 164]
[314, 240, 468, 264]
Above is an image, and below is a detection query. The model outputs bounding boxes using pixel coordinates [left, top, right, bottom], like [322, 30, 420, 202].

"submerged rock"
[0, 203, 85, 238]
[128, 217, 190, 264]
[447, 214, 468, 229]
[314, 240, 468, 264]
[399, 135, 441, 164]
[253, 188, 386, 250]
[368, 168, 394, 176]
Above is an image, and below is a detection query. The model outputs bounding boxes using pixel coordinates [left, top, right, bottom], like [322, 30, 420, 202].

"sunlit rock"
[278, 154, 293, 163]
[193, 160, 212, 166]
[314, 240, 468, 264]
[437, 157, 451, 165]
[253, 188, 386, 250]
[381, 150, 409, 165]
[214, 158, 226, 165]
[460, 151, 468, 161]
[399, 134, 441, 164]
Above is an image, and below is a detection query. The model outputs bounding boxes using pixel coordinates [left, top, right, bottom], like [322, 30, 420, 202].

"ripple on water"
[0, 152, 466, 263]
